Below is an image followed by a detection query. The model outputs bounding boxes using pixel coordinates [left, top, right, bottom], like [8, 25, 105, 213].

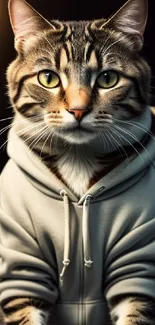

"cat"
[1, 0, 155, 324]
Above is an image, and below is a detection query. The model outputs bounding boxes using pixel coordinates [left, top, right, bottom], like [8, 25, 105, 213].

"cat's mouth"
[62, 125, 94, 134]
[54, 123, 96, 144]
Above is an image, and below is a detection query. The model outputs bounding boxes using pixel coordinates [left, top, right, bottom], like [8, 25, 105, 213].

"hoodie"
[1, 106, 155, 325]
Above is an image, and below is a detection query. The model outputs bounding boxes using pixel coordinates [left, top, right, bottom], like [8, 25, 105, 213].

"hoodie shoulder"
[0, 159, 34, 215]
[1, 159, 30, 194]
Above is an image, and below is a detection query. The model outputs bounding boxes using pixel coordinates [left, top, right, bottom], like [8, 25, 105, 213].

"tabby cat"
[1, 0, 155, 324]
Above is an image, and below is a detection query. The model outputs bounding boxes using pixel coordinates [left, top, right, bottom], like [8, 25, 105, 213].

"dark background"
[0, 0, 155, 172]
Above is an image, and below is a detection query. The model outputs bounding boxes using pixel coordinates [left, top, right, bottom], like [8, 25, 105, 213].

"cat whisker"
[113, 117, 155, 141]
[111, 125, 145, 164]
[114, 124, 153, 163]
[0, 124, 13, 136]
[0, 121, 22, 138]
[99, 30, 115, 55]
[29, 126, 50, 153]
[98, 129, 110, 153]
[15, 124, 48, 154]
[101, 37, 124, 58]
[104, 129, 116, 152]
[5, 105, 14, 110]
[50, 129, 63, 153]
[107, 126, 129, 161]
[0, 114, 45, 135]
[42, 36, 54, 51]
[49, 132, 57, 155]
[40, 128, 53, 158]
[99, 51, 125, 65]
[22, 124, 48, 145]
[16, 121, 46, 139]
[0, 116, 13, 122]
[110, 125, 140, 155]
[105, 52, 126, 59]
[105, 128, 123, 157]
[0, 138, 10, 151]
[49, 132, 54, 155]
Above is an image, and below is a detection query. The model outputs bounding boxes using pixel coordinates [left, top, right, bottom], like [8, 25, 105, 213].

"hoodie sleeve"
[0, 163, 58, 306]
[104, 218, 155, 304]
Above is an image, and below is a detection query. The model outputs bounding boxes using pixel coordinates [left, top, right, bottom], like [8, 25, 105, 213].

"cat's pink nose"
[68, 109, 89, 121]
[65, 87, 91, 120]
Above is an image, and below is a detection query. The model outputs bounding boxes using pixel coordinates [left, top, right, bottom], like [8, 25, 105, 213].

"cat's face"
[7, 0, 150, 145]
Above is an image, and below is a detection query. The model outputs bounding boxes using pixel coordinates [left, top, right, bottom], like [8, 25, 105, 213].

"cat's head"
[7, 0, 150, 145]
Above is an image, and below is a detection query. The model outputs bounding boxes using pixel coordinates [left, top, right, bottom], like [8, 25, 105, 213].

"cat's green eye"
[96, 70, 119, 89]
[38, 70, 60, 88]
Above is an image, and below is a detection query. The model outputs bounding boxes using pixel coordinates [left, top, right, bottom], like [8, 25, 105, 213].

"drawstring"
[83, 195, 93, 268]
[60, 191, 93, 285]
[60, 190, 71, 285]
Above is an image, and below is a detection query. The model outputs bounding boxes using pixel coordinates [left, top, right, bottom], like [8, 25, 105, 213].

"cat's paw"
[110, 296, 154, 325]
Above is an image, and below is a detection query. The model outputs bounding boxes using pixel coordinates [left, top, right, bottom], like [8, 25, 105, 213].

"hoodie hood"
[7, 106, 155, 204]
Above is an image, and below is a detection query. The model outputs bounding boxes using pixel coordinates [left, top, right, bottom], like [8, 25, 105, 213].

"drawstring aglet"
[60, 259, 70, 285]
[84, 259, 93, 268]
[83, 194, 93, 270]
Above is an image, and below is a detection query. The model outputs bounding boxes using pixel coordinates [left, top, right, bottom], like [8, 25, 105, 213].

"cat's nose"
[68, 108, 90, 121]
[65, 86, 91, 120]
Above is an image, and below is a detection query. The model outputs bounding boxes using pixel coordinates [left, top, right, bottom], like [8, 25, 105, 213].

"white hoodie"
[1, 107, 155, 325]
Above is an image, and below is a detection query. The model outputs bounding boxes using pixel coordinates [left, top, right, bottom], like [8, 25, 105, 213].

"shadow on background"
[0, 0, 155, 172]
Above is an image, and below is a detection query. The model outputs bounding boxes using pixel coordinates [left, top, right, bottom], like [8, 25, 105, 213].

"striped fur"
[1, 298, 50, 325]
[7, 0, 151, 197]
[110, 296, 155, 325]
[1, 295, 155, 325]
[3, 0, 155, 324]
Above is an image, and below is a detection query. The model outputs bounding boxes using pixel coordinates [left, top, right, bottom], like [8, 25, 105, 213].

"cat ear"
[8, 0, 62, 51]
[92, 0, 148, 50]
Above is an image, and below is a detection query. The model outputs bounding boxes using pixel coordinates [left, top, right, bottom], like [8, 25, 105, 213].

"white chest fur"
[54, 147, 103, 197]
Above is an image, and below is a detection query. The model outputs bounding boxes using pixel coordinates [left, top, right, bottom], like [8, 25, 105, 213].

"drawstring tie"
[60, 190, 71, 285]
[83, 195, 93, 268]
[60, 191, 93, 284]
